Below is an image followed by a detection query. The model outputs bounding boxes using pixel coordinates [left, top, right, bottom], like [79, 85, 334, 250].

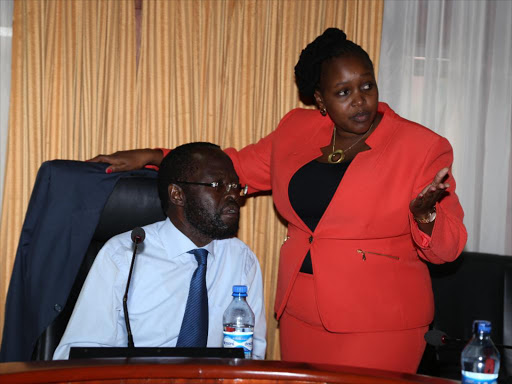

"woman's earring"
[320, 108, 327, 116]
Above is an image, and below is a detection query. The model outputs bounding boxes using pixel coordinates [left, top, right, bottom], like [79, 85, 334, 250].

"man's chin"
[194, 222, 239, 240]
[185, 206, 240, 240]
[215, 224, 239, 239]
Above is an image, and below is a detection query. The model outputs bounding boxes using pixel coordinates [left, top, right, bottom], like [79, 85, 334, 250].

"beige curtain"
[0, 0, 138, 349]
[0, 0, 383, 360]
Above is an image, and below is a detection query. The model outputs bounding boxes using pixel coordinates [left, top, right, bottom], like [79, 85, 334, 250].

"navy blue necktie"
[176, 249, 209, 347]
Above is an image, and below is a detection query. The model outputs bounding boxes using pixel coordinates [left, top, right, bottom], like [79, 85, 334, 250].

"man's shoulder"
[101, 220, 167, 255]
[213, 237, 261, 280]
[213, 237, 259, 268]
[215, 237, 256, 255]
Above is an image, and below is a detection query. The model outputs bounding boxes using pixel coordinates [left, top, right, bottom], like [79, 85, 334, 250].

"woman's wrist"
[144, 148, 164, 166]
[413, 206, 437, 224]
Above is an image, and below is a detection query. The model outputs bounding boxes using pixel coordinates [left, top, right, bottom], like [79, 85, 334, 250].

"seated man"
[53, 142, 266, 359]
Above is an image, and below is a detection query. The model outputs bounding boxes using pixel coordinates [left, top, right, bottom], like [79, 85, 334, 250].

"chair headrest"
[93, 176, 166, 242]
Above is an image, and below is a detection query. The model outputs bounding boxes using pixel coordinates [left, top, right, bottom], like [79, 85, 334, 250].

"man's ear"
[168, 184, 185, 207]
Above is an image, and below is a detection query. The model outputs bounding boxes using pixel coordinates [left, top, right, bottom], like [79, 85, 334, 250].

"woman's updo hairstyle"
[294, 28, 374, 103]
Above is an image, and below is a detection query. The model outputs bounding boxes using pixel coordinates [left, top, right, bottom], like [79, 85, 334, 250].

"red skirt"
[279, 272, 428, 373]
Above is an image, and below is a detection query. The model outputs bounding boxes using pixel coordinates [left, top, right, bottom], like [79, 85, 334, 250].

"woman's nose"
[351, 92, 365, 107]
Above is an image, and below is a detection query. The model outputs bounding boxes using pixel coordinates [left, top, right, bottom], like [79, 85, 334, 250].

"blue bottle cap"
[473, 320, 492, 334]
[232, 285, 248, 297]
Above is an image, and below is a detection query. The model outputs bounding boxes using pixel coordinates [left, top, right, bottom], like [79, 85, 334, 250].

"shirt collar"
[159, 218, 216, 261]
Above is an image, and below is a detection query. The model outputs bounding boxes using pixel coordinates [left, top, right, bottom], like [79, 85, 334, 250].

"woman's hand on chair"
[88, 149, 164, 173]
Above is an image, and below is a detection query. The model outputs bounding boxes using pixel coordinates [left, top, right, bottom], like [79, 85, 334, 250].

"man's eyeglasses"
[172, 180, 248, 196]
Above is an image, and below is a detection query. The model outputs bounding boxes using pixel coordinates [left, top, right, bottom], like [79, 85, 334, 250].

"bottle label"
[223, 330, 253, 358]
[461, 371, 498, 384]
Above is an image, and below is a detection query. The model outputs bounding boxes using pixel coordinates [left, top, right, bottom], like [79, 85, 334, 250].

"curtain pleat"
[0, 0, 383, 360]
[0, 0, 137, 348]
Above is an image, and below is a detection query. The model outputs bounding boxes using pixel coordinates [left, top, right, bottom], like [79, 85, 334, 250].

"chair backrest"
[31, 176, 166, 360]
[418, 251, 512, 381]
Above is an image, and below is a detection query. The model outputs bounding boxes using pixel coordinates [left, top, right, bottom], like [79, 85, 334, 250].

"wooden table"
[0, 358, 460, 383]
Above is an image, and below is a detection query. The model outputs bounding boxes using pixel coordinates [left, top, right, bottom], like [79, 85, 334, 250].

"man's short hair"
[157, 142, 221, 212]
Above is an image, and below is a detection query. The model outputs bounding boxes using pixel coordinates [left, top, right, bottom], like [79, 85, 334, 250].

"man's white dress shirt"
[53, 218, 266, 359]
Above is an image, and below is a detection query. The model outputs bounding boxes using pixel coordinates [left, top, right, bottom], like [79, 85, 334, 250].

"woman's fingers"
[418, 167, 450, 198]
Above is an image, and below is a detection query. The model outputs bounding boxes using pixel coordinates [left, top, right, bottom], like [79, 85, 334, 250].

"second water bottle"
[222, 285, 255, 358]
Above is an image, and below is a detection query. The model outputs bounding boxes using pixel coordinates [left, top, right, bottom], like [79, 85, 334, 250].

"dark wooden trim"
[0, 358, 459, 384]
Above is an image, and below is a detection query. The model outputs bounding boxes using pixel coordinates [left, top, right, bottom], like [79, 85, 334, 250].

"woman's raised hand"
[409, 167, 450, 220]
[88, 149, 164, 173]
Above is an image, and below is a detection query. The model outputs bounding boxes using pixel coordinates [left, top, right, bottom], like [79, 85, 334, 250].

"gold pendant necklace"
[327, 123, 374, 164]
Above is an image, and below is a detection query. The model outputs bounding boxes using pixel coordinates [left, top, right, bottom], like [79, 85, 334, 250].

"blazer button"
[54, 304, 62, 312]
[309, 236, 313, 244]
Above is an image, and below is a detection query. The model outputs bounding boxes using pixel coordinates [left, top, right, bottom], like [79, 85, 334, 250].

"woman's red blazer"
[225, 102, 467, 332]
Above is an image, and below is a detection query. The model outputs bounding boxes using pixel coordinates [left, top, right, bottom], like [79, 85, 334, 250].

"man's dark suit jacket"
[0, 160, 158, 362]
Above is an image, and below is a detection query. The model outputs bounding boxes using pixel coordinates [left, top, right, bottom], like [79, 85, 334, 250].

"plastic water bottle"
[461, 320, 500, 384]
[223, 285, 255, 358]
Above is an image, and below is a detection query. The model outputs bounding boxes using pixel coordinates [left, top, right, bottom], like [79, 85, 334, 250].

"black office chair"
[31, 175, 166, 360]
[418, 252, 512, 383]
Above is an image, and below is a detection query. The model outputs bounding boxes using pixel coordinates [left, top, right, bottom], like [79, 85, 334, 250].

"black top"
[288, 159, 351, 274]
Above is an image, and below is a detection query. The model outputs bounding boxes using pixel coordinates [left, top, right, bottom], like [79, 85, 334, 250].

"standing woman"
[92, 28, 467, 372]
